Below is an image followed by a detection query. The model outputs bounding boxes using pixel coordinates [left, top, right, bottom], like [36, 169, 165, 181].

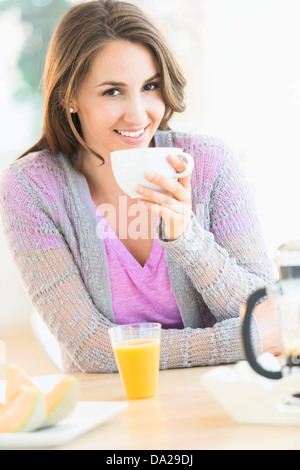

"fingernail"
[135, 185, 143, 193]
[145, 171, 155, 179]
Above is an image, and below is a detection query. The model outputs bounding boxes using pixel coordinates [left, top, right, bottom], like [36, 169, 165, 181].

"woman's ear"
[61, 96, 79, 114]
[69, 103, 79, 114]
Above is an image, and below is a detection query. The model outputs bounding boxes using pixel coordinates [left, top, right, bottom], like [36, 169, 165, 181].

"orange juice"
[113, 338, 160, 399]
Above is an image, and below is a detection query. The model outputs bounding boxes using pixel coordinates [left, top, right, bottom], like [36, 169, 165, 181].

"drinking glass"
[109, 323, 161, 399]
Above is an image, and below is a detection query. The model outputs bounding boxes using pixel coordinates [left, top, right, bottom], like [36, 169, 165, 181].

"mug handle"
[173, 152, 194, 178]
[242, 287, 282, 380]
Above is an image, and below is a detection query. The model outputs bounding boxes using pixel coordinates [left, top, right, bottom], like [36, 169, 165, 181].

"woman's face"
[73, 40, 166, 160]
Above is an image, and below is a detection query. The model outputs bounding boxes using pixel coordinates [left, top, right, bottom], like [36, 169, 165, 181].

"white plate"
[0, 374, 128, 449]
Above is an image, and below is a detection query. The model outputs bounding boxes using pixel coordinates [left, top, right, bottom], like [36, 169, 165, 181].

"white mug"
[110, 147, 194, 199]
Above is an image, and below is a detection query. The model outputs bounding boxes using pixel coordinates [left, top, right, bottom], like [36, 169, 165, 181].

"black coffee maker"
[242, 240, 300, 380]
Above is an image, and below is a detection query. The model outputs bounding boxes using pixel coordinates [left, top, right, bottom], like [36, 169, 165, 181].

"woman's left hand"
[135, 154, 192, 241]
[240, 298, 282, 356]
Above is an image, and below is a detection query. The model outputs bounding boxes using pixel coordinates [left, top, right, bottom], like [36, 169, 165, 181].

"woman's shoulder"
[0, 149, 66, 190]
[156, 130, 239, 188]
[3, 148, 64, 174]
[156, 129, 233, 164]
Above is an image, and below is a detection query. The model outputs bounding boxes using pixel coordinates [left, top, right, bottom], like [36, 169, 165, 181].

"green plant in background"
[0, 0, 71, 103]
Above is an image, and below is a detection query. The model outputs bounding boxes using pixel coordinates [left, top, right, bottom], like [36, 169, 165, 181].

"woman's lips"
[114, 125, 149, 143]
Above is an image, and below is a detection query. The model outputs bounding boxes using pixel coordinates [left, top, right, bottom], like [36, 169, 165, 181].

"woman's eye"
[103, 88, 120, 96]
[144, 82, 159, 91]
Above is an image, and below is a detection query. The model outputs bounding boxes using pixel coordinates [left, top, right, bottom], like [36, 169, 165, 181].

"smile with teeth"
[115, 126, 147, 138]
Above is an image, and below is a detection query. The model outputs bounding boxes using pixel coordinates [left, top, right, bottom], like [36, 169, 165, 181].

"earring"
[70, 107, 74, 113]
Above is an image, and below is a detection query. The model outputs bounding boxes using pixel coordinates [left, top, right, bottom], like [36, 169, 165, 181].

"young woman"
[0, 0, 280, 372]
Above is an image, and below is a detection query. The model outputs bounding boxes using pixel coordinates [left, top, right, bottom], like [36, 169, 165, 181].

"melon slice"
[0, 364, 78, 432]
[0, 385, 47, 433]
[42, 374, 78, 427]
[5, 364, 35, 401]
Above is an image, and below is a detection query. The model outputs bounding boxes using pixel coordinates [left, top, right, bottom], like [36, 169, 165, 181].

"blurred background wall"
[0, 0, 299, 330]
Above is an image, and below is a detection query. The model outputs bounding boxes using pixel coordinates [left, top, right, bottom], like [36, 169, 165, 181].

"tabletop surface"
[1, 325, 300, 450]
[60, 366, 300, 451]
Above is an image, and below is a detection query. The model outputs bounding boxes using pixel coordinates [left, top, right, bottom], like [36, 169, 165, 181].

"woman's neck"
[76, 150, 122, 206]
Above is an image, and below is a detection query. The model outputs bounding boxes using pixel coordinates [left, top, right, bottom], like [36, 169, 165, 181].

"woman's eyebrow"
[96, 73, 161, 88]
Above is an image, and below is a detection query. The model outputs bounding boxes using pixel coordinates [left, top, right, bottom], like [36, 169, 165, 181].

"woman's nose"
[123, 95, 147, 125]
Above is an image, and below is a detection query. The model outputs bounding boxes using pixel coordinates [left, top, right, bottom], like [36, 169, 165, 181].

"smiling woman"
[17, 0, 186, 165]
[0, 0, 279, 373]
[72, 40, 166, 164]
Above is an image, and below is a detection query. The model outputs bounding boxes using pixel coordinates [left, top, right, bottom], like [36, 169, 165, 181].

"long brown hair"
[19, 0, 187, 163]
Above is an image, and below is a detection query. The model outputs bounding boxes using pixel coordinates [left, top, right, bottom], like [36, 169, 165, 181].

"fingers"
[133, 153, 192, 241]
[168, 154, 187, 172]
[167, 154, 192, 190]
[136, 199, 191, 241]
[135, 183, 187, 214]
[137, 197, 191, 221]
[137, 200, 175, 220]
[134, 164, 191, 206]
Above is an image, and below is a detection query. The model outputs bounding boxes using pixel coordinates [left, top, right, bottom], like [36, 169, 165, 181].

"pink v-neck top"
[95, 207, 184, 329]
